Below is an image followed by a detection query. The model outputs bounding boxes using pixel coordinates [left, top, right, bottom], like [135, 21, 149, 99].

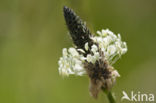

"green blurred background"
[0, 0, 156, 103]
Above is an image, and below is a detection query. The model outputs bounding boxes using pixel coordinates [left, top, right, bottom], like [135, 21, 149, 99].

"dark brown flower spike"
[63, 6, 93, 51]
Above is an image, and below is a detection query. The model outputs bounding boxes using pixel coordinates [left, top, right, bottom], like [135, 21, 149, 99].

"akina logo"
[121, 91, 154, 102]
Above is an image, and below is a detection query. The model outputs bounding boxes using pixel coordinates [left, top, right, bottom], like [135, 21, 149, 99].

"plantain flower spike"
[58, 6, 128, 98]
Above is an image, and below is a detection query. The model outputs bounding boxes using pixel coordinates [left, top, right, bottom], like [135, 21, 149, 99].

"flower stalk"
[107, 92, 116, 103]
[102, 88, 116, 103]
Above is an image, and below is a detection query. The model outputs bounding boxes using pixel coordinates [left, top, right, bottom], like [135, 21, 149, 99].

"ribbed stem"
[107, 92, 116, 103]
[102, 89, 116, 103]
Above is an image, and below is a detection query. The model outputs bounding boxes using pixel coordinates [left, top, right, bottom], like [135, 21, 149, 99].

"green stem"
[102, 89, 116, 103]
[106, 91, 116, 103]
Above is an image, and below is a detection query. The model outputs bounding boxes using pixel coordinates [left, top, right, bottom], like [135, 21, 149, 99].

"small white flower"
[91, 44, 98, 54]
[111, 69, 120, 83]
[112, 70, 120, 78]
[68, 47, 79, 57]
[73, 64, 84, 75]
[77, 49, 85, 53]
[85, 42, 89, 51]
[94, 52, 100, 60]
[117, 33, 121, 40]
[87, 54, 92, 63]
[107, 45, 117, 57]
[102, 29, 107, 37]
[97, 31, 102, 36]
[63, 48, 68, 56]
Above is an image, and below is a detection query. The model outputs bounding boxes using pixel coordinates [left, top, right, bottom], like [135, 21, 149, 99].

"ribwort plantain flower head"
[58, 6, 128, 98]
